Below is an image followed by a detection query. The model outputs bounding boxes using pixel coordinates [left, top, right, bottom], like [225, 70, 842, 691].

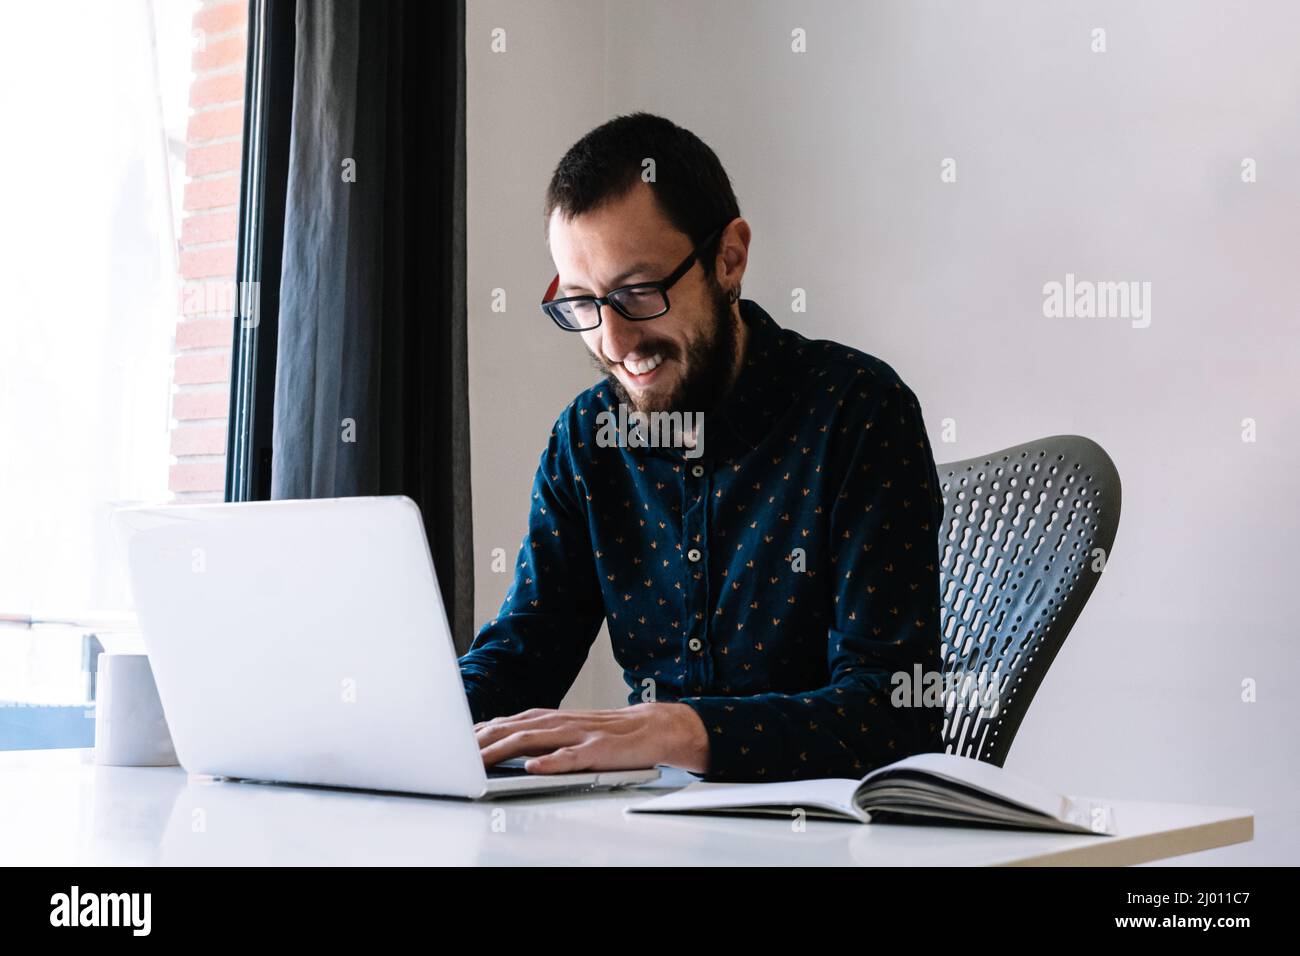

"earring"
[727, 287, 739, 303]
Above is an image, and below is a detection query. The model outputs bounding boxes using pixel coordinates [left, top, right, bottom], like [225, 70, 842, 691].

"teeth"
[624, 354, 663, 376]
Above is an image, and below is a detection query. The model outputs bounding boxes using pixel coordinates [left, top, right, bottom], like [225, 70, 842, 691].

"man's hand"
[474, 702, 710, 775]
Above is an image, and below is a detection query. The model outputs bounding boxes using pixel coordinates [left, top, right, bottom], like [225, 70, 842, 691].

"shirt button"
[690, 464, 705, 478]
[686, 547, 702, 563]
[688, 638, 702, 652]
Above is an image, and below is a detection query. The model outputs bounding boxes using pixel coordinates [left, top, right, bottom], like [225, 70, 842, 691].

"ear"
[715, 218, 751, 293]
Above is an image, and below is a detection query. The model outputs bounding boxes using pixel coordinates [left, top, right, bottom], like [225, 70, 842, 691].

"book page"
[626, 778, 865, 821]
[860, 752, 1077, 820]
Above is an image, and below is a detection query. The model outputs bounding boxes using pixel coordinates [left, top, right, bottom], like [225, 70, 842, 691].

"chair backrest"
[935, 435, 1120, 766]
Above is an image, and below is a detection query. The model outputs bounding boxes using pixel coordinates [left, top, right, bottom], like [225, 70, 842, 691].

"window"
[0, 0, 250, 747]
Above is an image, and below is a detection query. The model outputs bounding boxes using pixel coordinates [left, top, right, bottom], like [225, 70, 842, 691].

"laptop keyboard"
[485, 763, 533, 778]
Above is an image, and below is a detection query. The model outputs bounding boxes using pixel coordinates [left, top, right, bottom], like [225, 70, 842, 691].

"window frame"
[224, 0, 296, 502]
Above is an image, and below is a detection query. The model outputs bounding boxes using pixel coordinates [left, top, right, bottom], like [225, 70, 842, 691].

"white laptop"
[110, 495, 661, 799]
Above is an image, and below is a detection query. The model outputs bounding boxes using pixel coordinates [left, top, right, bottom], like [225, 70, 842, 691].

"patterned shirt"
[459, 298, 945, 782]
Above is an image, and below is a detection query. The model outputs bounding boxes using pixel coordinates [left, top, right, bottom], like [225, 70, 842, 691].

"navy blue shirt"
[460, 299, 945, 782]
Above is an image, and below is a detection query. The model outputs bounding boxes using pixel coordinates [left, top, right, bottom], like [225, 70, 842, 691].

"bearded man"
[460, 112, 945, 783]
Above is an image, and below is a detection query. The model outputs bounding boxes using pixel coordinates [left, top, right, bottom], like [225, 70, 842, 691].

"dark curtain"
[270, 0, 473, 652]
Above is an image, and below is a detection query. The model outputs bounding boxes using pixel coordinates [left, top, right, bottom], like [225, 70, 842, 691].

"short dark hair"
[543, 112, 740, 277]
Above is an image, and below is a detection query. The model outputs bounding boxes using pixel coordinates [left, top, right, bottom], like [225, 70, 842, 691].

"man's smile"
[617, 353, 669, 388]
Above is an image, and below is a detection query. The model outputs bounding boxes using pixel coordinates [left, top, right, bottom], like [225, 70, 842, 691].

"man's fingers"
[479, 727, 589, 768]
[522, 744, 594, 774]
[473, 709, 634, 765]
[473, 708, 548, 731]
[474, 708, 617, 746]
[474, 710, 563, 747]
[474, 708, 622, 732]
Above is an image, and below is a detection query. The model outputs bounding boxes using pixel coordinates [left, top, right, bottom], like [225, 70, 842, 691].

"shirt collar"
[633, 298, 795, 464]
[703, 298, 798, 462]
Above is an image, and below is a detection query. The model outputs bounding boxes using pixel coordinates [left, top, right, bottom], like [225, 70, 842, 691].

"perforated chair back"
[935, 435, 1120, 766]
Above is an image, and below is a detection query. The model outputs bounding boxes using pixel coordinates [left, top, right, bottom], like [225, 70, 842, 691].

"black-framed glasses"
[539, 225, 724, 331]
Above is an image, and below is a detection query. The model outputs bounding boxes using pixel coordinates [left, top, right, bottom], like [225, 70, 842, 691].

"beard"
[589, 277, 739, 416]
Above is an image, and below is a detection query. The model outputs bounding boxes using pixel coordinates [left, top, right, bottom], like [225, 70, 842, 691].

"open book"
[627, 752, 1117, 835]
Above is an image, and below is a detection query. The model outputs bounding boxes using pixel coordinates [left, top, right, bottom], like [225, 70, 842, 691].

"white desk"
[0, 749, 1252, 866]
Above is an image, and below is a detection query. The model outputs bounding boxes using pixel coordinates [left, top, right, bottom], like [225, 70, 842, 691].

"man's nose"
[599, 307, 642, 364]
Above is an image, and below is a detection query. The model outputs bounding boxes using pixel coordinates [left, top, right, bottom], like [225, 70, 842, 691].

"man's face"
[546, 181, 740, 416]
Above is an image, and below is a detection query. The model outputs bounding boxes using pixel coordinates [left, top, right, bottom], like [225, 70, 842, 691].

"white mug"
[93, 654, 179, 767]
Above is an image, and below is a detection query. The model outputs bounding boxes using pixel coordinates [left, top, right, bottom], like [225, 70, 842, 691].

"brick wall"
[171, 0, 248, 500]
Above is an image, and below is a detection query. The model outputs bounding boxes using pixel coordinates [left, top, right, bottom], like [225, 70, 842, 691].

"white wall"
[467, 0, 1299, 863]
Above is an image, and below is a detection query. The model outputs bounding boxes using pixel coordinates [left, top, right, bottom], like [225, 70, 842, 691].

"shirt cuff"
[676, 695, 790, 782]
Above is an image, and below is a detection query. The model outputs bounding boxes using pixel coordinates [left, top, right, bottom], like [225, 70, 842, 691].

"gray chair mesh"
[935, 435, 1121, 766]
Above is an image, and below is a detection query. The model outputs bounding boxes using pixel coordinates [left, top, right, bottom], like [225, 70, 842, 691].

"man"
[460, 112, 945, 783]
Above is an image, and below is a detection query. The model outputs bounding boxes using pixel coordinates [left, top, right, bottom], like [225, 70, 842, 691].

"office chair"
[935, 435, 1121, 766]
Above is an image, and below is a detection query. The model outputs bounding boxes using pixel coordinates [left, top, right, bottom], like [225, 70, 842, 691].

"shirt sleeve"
[458, 408, 605, 723]
[678, 371, 946, 782]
